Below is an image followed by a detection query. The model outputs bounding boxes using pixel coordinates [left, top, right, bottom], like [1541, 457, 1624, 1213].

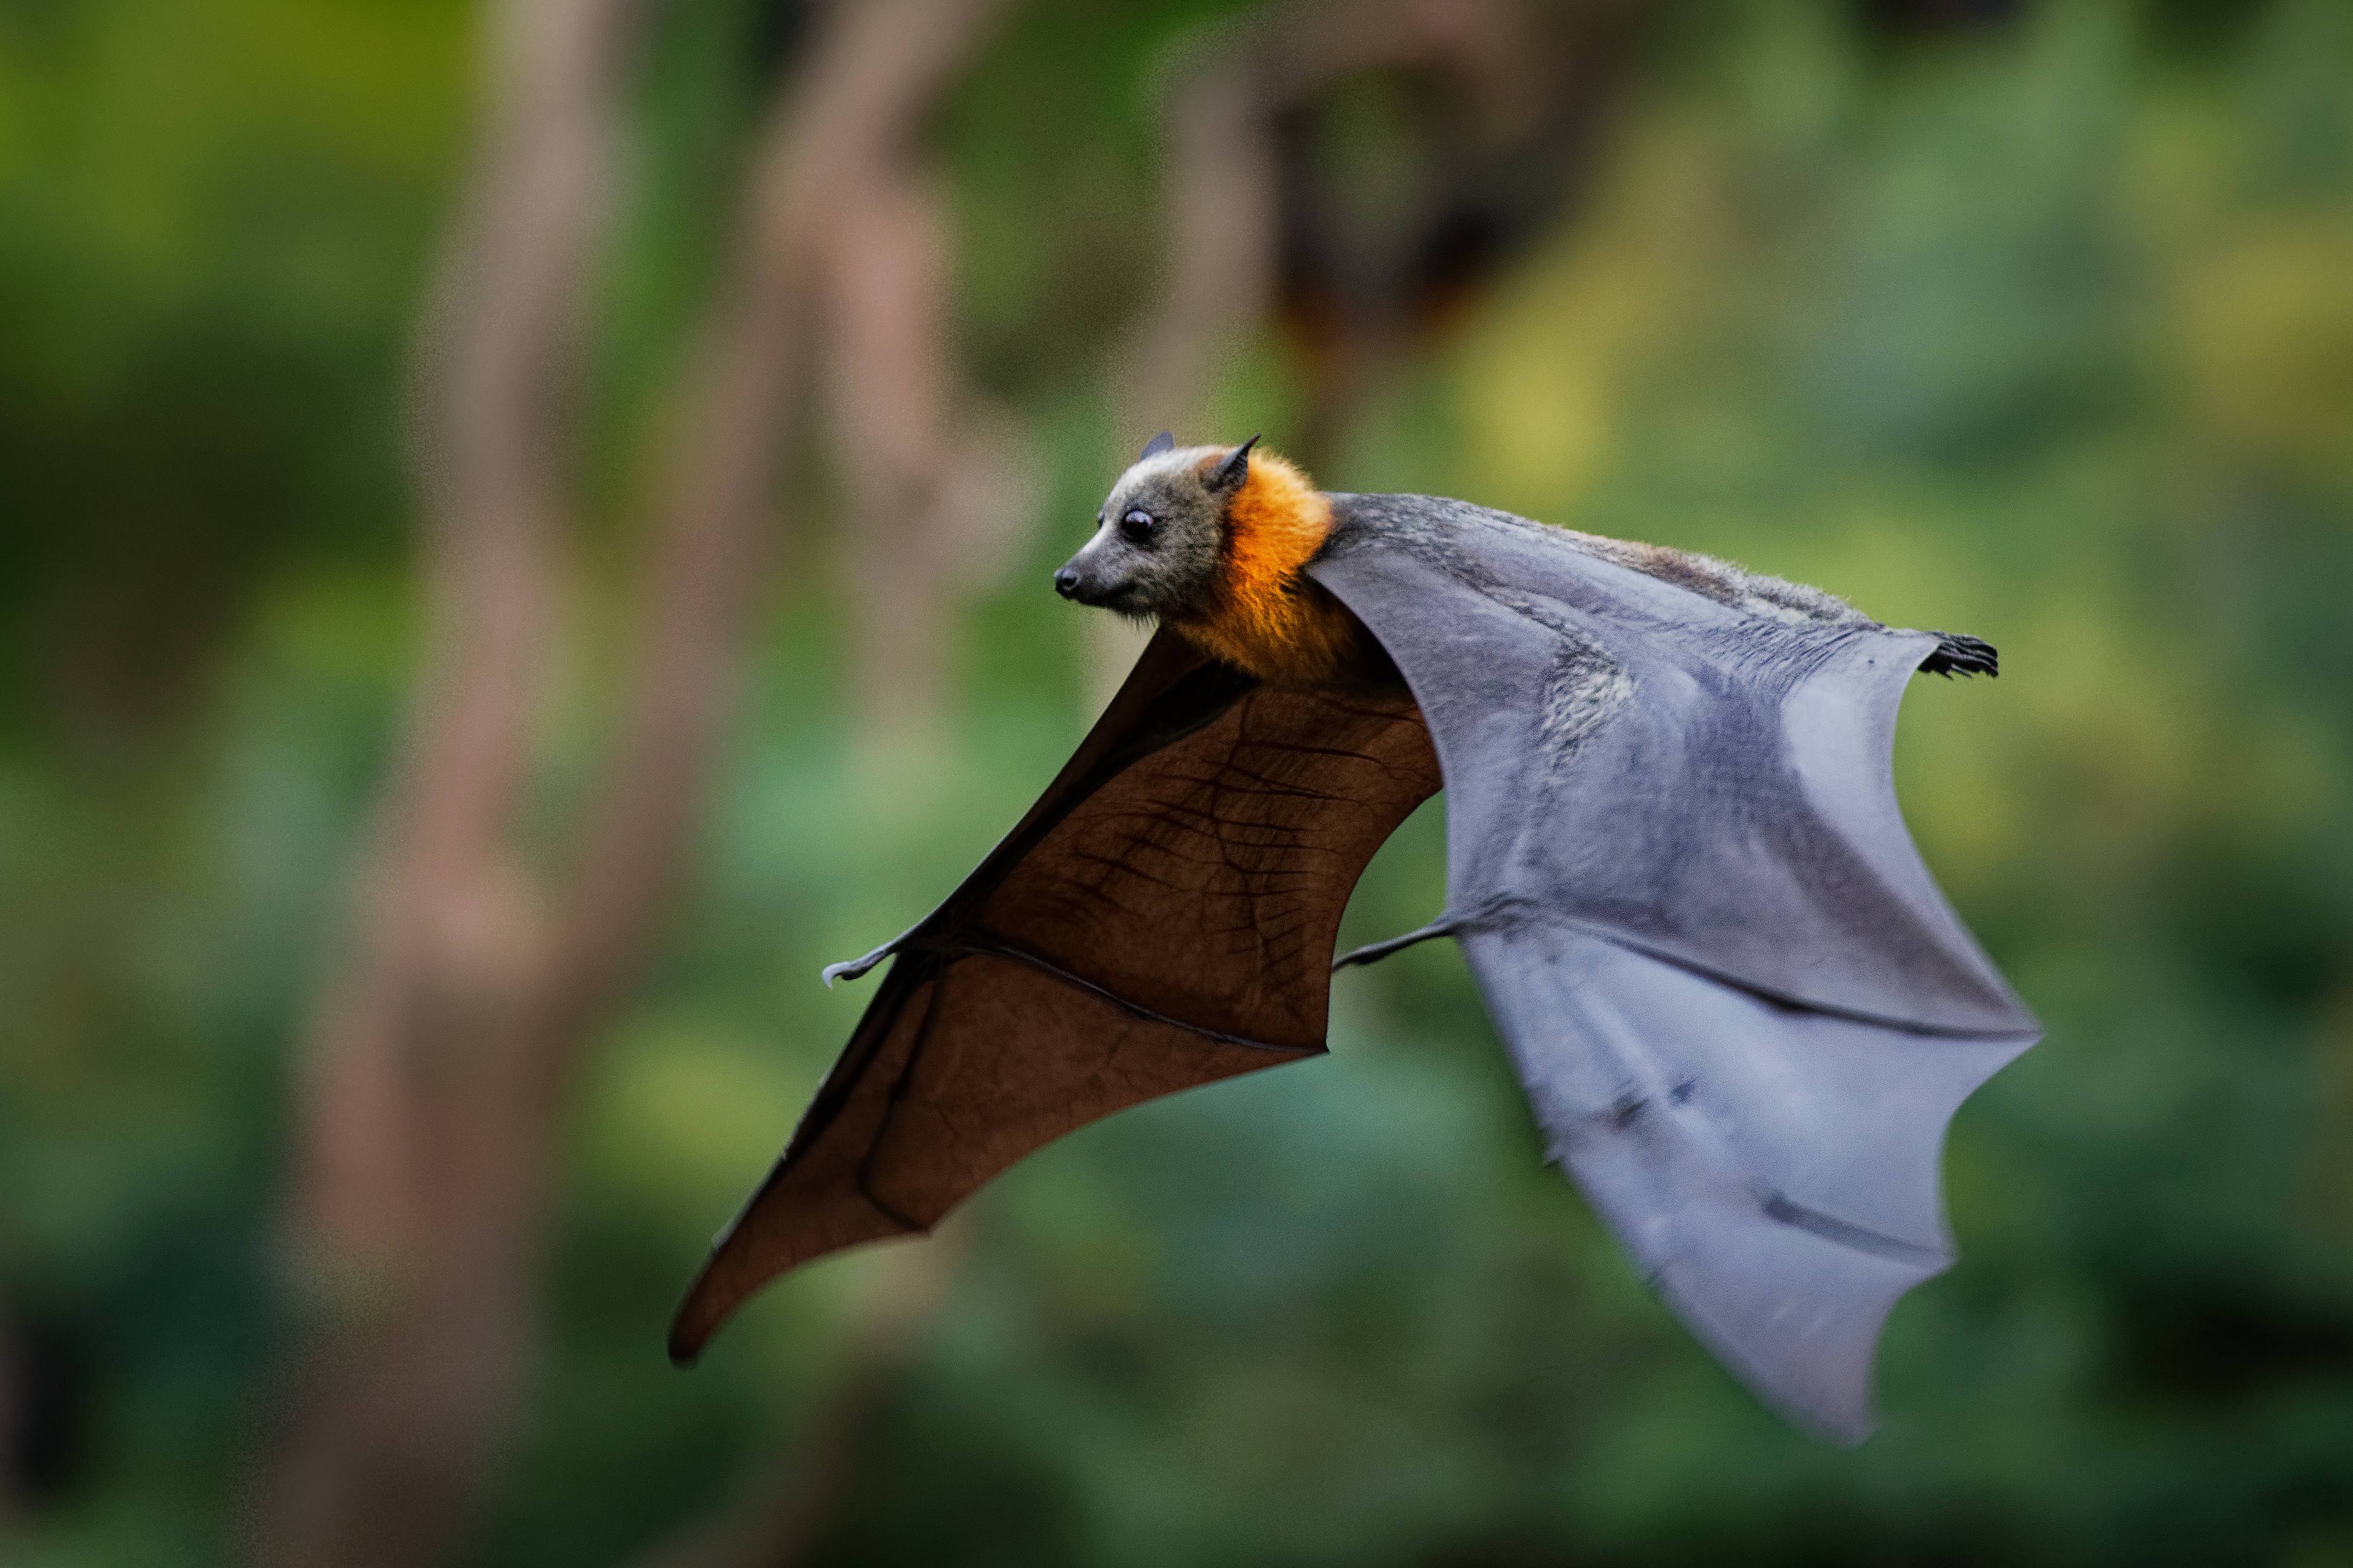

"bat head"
[1054, 434, 1259, 619]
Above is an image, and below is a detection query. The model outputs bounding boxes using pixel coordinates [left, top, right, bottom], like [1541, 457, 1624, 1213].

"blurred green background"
[4, 1, 2352, 1564]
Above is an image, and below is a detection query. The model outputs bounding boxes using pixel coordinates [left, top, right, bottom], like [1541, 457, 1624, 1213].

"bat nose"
[1053, 567, 1082, 599]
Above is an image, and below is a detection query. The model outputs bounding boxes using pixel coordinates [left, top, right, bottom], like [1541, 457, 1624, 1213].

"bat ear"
[1209, 433, 1259, 493]
[1140, 431, 1175, 461]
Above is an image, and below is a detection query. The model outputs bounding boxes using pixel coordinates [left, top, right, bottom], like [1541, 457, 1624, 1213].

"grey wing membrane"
[669, 628, 1441, 1361]
[1310, 497, 2039, 1442]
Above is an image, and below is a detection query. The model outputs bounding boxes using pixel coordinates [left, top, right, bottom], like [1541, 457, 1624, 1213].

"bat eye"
[1120, 509, 1155, 544]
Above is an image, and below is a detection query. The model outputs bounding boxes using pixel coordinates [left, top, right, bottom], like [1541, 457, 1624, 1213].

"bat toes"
[1919, 631, 1998, 680]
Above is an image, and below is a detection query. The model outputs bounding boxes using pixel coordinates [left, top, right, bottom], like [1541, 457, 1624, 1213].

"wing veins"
[924, 934, 1312, 1056]
[1480, 906, 2038, 1042]
[1753, 1189, 1947, 1267]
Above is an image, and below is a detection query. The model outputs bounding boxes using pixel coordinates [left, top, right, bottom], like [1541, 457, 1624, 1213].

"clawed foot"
[1919, 631, 1998, 678]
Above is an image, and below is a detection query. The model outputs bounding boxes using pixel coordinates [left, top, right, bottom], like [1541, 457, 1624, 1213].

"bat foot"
[1918, 632, 1997, 679]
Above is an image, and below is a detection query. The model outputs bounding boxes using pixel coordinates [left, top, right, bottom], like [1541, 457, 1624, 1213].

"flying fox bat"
[670, 432, 2040, 1441]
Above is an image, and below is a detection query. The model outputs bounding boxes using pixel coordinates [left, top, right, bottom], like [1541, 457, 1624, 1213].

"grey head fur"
[1054, 436, 1256, 620]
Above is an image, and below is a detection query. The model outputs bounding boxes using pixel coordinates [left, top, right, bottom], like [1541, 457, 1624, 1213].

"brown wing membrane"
[669, 628, 1440, 1360]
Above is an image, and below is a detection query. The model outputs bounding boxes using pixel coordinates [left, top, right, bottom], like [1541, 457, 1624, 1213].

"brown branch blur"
[1120, 0, 1535, 437]
[1123, 0, 1636, 442]
[252, 2, 1009, 1564]
[1081, 0, 1628, 696]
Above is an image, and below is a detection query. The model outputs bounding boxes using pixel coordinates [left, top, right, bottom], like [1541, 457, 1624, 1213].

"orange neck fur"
[1170, 449, 1363, 685]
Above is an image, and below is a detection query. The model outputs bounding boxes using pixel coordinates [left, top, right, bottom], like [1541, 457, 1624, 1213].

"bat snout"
[1052, 549, 1126, 608]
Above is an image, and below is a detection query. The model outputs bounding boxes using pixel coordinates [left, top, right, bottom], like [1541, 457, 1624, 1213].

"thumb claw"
[821, 938, 901, 988]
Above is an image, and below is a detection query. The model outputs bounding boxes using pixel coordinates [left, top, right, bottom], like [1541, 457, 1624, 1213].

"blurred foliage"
[4, 0, 2353, 1564]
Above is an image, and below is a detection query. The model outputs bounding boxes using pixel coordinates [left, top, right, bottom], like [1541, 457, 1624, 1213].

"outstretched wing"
[670, 628, 1441, 1361]
[1310, 495, 2040, 1442]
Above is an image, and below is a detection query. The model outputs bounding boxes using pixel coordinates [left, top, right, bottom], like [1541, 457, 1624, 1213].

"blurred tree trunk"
[824, 164, 1036, 757]
[252, 2, 1008, 1564]
[253, 2, 651, 1560]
